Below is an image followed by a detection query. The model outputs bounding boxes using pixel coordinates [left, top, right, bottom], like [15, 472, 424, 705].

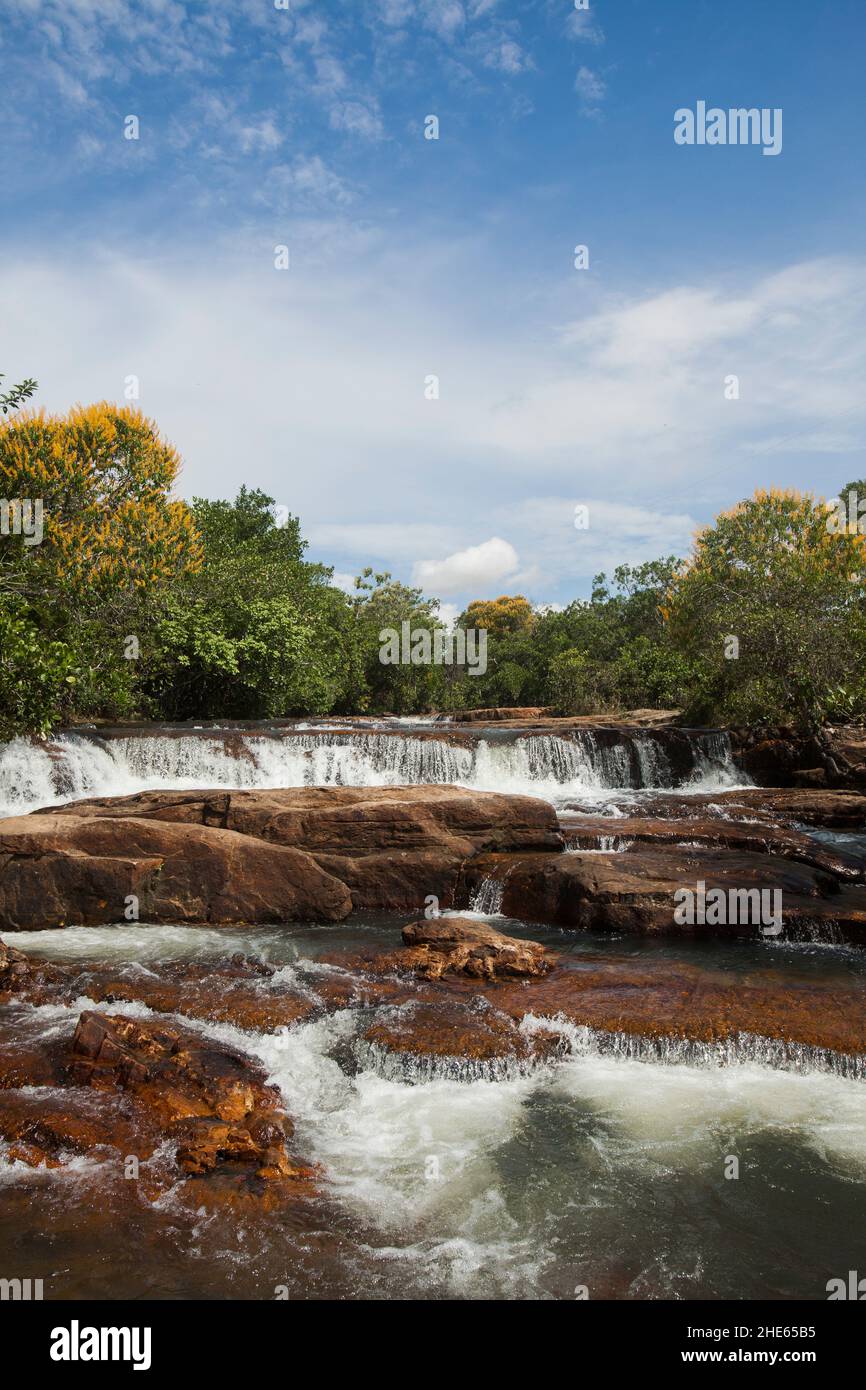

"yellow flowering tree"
[0, 403, 202, 733]
[1, 402, 202, 598]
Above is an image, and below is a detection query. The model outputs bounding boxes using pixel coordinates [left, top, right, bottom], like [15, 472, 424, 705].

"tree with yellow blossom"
[0, 403, 202, 735]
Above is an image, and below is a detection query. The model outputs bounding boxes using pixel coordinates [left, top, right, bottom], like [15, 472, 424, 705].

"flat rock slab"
[558, 814, 864, 880]
[0, 786, 561, 928]
[605, 788, 866, 829]
[464, 846, 866, 941]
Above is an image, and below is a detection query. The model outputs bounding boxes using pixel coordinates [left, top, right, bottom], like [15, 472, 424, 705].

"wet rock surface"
[360, 916, 551, 981]
[0, 811, 353, 929]
[1, 786, 560, 928]
[559, 813, 865, 880]
[619, 786, 866, 828]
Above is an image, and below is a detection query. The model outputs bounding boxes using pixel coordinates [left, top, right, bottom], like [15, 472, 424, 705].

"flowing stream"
[0, 723, 747, 818]
[1, 721, 863, 1301]
[2, 921, 865, 1300]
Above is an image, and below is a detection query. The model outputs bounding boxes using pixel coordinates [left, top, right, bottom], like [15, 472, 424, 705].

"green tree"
[141, 487, 353, 719]
[664, 489, 866, 728]
[341, 569, 446, 713]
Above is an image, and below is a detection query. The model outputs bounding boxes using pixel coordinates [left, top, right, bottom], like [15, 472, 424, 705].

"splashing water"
[0, 727, 749, 816]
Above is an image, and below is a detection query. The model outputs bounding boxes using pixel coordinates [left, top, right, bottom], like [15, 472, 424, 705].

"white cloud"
[503, 498, 700, 580]
[264, 155, 353, 206]
[420, 0, 466, 40]
[567, 9, 605, 45]
[238, 118, 284, 154]
[329, 100, 385, 140]
[435, 601, 461, 629]
[308, 524, 460, 560]
[329, 571, 359, 594]
[482, 39, 530, 75]
[412, 537, 520, 594]
[2, 246, 863, 604]
[575, 65, 606, 114]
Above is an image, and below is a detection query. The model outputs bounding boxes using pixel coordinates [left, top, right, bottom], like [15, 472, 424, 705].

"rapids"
[2, 920, 866, 1300]
[1, 719, 863, 1302]
[0, 723, 747, 818]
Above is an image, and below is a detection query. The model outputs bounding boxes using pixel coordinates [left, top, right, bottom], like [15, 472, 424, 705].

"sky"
[2, 0, 865, 618]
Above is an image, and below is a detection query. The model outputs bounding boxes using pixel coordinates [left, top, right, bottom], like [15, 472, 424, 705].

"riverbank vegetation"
[2, 403, 864, 736]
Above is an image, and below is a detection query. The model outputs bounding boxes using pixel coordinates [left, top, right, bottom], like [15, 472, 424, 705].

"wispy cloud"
[567, 7, 605, 46]
[3, 246, 861, 603]
[575, 65, 606, 115]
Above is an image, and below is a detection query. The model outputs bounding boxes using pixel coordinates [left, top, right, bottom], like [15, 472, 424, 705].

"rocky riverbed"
[1, 716, 865, 1299]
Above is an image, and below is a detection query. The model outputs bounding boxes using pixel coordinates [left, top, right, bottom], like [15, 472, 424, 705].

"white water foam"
[0, 728, 748, 816]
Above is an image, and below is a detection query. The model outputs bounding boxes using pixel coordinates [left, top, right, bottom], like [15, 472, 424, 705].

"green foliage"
[342, 568, 446, 713]
[4, 411, 866, 738]
[0, 372, 37, 416]
[665, 489, 866, 729]
[0, 600, 77, 739]
[140, 488, 352, 719]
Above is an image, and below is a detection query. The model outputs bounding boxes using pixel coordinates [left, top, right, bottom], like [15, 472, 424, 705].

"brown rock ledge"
[0, 786, 560, 928]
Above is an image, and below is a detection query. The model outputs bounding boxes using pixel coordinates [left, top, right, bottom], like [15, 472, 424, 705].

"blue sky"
[2, 0, 865, 616]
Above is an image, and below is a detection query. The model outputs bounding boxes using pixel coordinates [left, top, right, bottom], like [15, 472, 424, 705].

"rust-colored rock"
[9, 785, 560, 922]
[558, 813, 864, 881]
[69, 1010, 294, 1179]
[487, 955, 866, 1058]
[0, 936, 33, 996]
[367, 916, 550, 981]
[363, 996, 559, 1065]
[626, 787, 866, 829]
[463, 847, 866, 940]
[0, 812, 352, 930]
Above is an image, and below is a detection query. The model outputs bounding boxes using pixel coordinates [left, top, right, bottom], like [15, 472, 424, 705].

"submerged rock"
[559, 813, 865, 881]
[628, 787, 866, 829]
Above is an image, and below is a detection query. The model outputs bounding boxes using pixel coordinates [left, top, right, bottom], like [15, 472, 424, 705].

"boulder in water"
[365, 916, 550, 981]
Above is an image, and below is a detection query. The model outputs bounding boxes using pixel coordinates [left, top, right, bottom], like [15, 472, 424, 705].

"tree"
[664, 488, 866, 728]
[0, 602, 77, 739]
[0, 403, 202, 600]
[0, 403, 202, 732]
[0, 371, 37, 416]
[342, 568, 445, 713]
[461, 594, 533, 639]
[141, 487, 353, 719]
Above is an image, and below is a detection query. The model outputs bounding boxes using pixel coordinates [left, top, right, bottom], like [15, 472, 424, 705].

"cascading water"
[0, 725, 750, 816]
[468, 876, 505, 914]
[687, 730, 745, 788]
[2, 921, 865, 1301]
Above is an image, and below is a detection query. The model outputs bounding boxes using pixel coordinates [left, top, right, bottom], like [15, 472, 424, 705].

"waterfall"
[634, 735, 673, 787]
[0, 725, 749, 817]
[521, 1016, 866, 1081]
[468, 877, 505, 915]
[687, 731, 747, 789]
